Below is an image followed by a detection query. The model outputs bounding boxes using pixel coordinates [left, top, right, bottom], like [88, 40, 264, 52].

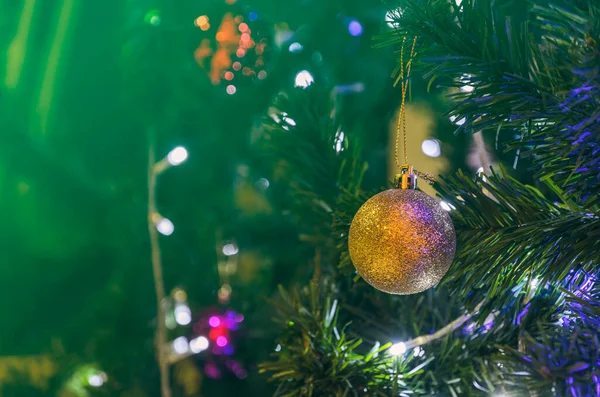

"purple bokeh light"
[348, 20, 363, 37]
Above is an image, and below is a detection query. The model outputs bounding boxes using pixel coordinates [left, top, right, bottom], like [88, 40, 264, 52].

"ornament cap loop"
[394, 164, 418, 190]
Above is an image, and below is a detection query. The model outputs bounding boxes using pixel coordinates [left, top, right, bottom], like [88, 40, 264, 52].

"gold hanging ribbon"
[394, 36, 435, 185]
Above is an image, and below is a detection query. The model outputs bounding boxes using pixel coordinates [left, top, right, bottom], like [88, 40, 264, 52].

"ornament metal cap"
[394, 164, 417, 190]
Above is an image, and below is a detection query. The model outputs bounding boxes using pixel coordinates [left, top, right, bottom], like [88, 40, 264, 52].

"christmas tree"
[1, 0, 598, 396]
[259, 1, 600, 396]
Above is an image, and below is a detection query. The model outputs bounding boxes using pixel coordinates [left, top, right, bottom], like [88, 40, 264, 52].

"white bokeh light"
[173, 336, 189, 354]
[88, 374, 104, 387]
[385, 8, 403, 28]
[530, 277, 540, 289]
[190, 336, 209, 353]
[413, 346, 425, 357]
[294, 70, 314, 88]
[156, 218, 174, 236]
[389, 342, 407, 356]
[421, 139, 441, 157]
[334, 131, 345, 153]
[222, 243, 239, 256]
[174, 304, 192, 326]
[288, 42, 303, 53]
[167, 146, 188, 166]
[450, 115, 466, 126]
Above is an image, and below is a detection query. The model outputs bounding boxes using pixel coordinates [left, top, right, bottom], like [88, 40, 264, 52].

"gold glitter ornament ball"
[348, 189, 456, 295]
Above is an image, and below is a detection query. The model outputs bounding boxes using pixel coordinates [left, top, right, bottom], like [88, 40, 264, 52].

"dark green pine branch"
[435, 166, 600, 312]
[380, 0, 600, 206]
[258, 283, 423, 397]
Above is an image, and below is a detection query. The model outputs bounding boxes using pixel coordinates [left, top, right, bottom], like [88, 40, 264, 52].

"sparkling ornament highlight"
[348, 188, 456, 295]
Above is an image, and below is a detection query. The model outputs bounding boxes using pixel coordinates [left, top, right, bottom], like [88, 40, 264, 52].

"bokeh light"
[216, 336, 228, 347]
[222, 243, 239, 256]
[288, 42, 303, 53]
[294, 70, 314, 88]
[167, 146, 188, 165]
[226, 85, 237, 95]
[175, 304, 192, 326]
[190, 336, 209, 353]
[156, 218, 174, 236]
[173, 337, 189, 354]
[348, 20, 363, 37]
[209, 316, 221, 327]
[389, 342, 407, 356]
[421, 139, 441, 157]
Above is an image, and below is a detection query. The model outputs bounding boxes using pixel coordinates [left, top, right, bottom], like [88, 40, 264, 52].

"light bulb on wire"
[174, 303, 192, 325]
[167, 146, 188, 166]
[173, 336, 189, 354]
[388, 342, 406, 356]
[190, 336, 209, 353]
[156, 218, 174, 236]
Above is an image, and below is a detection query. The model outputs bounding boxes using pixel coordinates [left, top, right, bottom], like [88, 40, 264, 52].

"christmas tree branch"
[436, 167, 600, 310]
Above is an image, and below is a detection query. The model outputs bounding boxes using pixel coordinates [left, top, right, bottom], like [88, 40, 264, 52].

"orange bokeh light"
[236, 48, 246, 57]
[195, 15, 208, 26]
[238, 23, 248, 33]
[224, 71, 234, 80]
[232, 62, 241, 70]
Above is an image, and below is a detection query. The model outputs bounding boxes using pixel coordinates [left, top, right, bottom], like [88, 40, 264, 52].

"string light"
[348, 20, 363, 36]
[413, 346, 425, 357]
[156, 218, 174, 236]
[209, 316, 221, 327]
[294, 70, 314, 88]
[174, 303, 192, 326]
[88, 372, 107, 387]
[222, 243, 239, 256]
[334, 130, 345, 153]
[173, 336, 189, 354]
[421, 139, 441, 157]
[190, 336, 209, 353]
[530, 277, 540, 289]
[218, 284, 232, 303]
[167, 146, 188, 166]
[288, 42, 303, 53]
[256, 177, 270, 190]
[388, 342, 407, 356]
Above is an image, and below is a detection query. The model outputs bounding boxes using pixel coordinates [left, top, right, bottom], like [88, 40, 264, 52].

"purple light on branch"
[515, 303, 531, 325]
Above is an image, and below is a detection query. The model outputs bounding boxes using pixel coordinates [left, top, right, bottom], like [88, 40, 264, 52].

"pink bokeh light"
[209, 316, 221, 327]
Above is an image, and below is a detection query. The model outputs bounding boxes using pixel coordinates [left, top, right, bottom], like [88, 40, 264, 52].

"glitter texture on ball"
[348, 189, 456, 295]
